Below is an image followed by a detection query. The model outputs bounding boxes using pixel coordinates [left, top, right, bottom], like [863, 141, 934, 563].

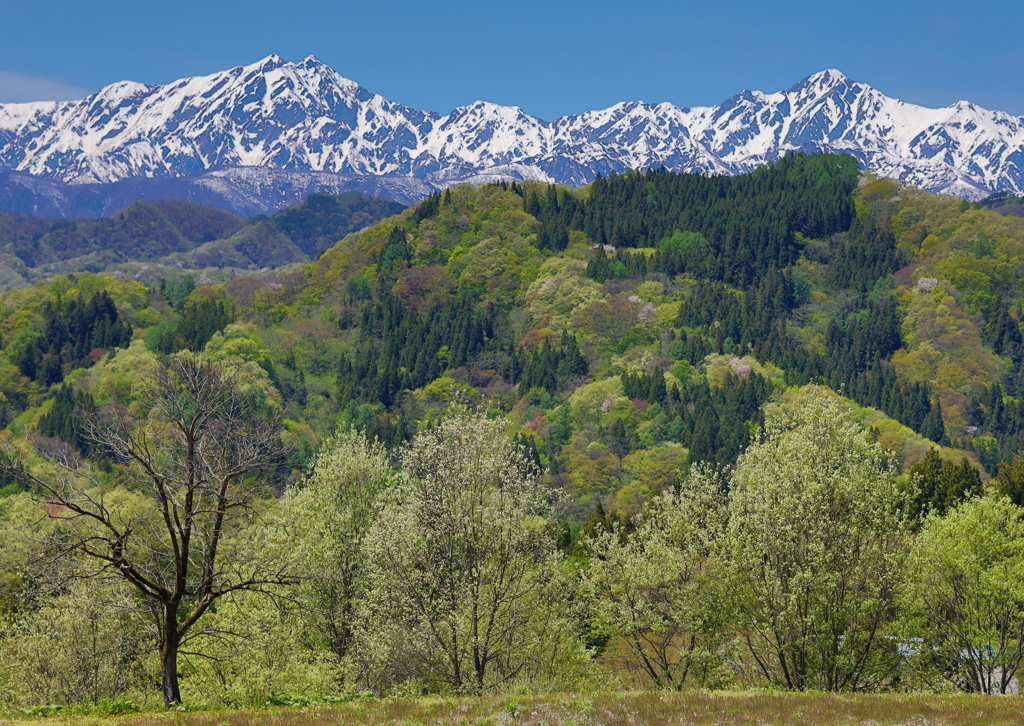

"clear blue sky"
[2, 0, 1022, 118]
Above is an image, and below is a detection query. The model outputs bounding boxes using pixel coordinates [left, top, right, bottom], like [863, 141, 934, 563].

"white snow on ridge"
[1, 58, 1023, 199]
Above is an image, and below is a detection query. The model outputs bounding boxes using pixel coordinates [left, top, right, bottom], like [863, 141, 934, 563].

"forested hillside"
[0, 191, 404, 290]
[2, 155, 1020, 502]
[4, 154, 1024, 707]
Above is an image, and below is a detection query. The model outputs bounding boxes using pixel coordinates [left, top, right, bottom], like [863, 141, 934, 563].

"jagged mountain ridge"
[1, 55, 1022, 203]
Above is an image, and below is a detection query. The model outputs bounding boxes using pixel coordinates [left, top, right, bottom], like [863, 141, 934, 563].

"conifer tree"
[907, 450, 983, 521]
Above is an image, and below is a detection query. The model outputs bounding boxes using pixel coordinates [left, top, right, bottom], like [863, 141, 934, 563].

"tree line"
[4, 379, 1024, 708]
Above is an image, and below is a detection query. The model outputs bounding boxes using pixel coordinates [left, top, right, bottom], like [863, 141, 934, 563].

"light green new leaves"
[586, 468, 735, 689]
[524, 258, 603, 332]
[284, 429, 397, 663]
[181, 429, 396, 704]
[0, 582, 154, 708]
[180, 589, 344, 706]
[901, 495, 1024, 694]
[727, 388, 908, 692]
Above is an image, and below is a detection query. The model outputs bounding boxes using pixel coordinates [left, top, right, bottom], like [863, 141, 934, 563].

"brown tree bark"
[4, 354, 297, 707]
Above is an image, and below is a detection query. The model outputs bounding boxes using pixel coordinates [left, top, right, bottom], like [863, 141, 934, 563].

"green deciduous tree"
[285, 428, 397, 665]
[178, 588, 343, 706]
[726, 389, 908, 691]
[900, 495, 1024, 694]
[0, 581, 153, 708]
[586, 467, 734, 689]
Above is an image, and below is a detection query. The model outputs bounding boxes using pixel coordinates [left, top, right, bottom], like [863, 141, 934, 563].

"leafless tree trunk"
[3, 354, 296, 706]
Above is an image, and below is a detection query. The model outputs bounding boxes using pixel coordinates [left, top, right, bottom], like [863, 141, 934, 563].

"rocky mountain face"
[0, 56, 1021, 216]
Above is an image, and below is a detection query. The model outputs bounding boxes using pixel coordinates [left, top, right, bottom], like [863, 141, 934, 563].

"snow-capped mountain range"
[1, 55, 1022, 216]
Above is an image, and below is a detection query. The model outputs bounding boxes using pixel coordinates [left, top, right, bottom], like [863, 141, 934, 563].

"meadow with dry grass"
[5, 692, 1024, 726]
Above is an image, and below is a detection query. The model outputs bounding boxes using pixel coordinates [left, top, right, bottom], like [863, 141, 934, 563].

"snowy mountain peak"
[293, 53, 335, 71]
[258, 53, 286, 69]
[802, 68, 850, 87]
[785, 69, 860, 107]
[0, 58, 1021, 201]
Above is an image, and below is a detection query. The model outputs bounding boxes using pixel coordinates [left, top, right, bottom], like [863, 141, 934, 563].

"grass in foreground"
[4, 691, 1024, 726]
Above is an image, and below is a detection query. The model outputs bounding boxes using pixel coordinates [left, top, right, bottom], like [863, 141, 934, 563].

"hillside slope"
[0, 191, 405, 289]
[3, 154, 1018, 522]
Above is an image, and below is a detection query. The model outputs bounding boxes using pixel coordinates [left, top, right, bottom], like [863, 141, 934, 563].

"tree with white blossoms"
[285, 428, 397, 665]
[586, 467, 735, 689]
[356, 405, 584, 695]
[726, 388, 908, 691]
[900, 495, 1024, 694]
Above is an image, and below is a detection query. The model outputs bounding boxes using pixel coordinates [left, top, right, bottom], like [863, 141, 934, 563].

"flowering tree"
[357, 406, 582, 694]
[726, 389, 909, 691]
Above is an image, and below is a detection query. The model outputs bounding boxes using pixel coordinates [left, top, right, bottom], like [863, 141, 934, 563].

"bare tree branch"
[1, 354, 297, 706]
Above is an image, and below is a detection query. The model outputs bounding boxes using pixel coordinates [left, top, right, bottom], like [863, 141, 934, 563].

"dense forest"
[3, 155, 1024, 708]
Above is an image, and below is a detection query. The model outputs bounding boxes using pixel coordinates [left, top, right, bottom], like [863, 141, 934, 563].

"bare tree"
[3, 354, 295, 706]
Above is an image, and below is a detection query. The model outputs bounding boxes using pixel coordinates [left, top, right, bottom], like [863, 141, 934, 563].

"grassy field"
[4, 691, 1024, 726]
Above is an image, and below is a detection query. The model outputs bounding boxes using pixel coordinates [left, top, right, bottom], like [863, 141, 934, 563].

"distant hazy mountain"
[0, 166, 434, 218]
[0, 191, 405, 289]
[1, 55, 1021, 216]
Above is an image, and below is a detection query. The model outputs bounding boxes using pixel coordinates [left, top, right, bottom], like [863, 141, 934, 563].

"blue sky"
[2, 0, 1022, 118]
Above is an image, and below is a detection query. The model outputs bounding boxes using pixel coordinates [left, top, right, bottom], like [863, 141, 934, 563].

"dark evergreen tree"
[154, 299, 233, 354]
[993, 457, 1024, 506]
[907, 450, 983, 521]
[921, 399, 946, 444]
[411, 192, 441, 223]
[606, 419, 630, 457]
[36, 384, 98, 454]
[827, 214, 905, 292]
[16, 291, 133, 385]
